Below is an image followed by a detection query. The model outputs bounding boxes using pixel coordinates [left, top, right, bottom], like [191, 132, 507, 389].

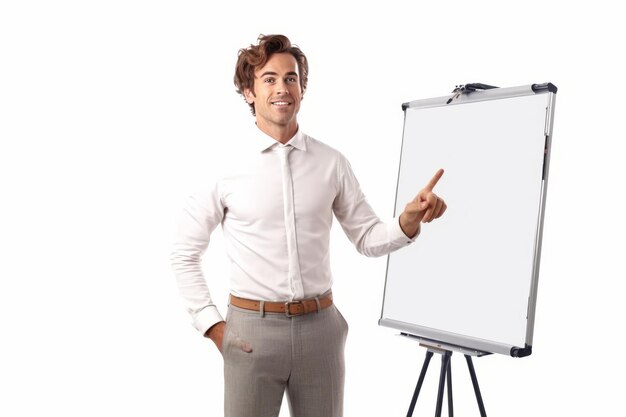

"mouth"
[271, 100, 292, 107]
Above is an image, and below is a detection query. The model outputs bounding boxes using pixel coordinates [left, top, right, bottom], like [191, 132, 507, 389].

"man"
[171, 34, 446, 417]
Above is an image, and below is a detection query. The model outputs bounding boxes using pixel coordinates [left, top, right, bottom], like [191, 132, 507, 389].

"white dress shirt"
[170, 125, 417, 335]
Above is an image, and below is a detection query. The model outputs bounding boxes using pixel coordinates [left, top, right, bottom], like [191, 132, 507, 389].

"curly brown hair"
[234, 34, 309, 116]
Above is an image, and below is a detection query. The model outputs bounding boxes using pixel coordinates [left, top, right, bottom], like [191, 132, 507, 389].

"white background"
[1, 1, 624, 416]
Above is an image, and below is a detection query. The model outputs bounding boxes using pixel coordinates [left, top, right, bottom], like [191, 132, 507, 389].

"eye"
[264, 78, 275, 83]
[286, 77, 297, 83]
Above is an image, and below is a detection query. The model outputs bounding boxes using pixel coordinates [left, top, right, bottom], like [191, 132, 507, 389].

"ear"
[244, 88, 255, 104]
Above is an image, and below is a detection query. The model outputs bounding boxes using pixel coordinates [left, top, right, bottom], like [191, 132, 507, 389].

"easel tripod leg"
[447, 356, 453, 417]
[464, 355, 487, 417]
[406, 350, 434, 417]
[435, 351, 452, 417]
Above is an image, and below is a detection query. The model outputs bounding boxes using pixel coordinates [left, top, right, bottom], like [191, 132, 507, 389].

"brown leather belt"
[229, 292, 333, 317]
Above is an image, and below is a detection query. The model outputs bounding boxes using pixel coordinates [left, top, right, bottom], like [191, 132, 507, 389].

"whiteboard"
[379, 84, 557, 357]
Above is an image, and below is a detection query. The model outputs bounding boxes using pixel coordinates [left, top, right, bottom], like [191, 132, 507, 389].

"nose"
[276, 79, 291, 95]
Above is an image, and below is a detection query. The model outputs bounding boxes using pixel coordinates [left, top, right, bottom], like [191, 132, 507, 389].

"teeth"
[273, 102, 289, 105]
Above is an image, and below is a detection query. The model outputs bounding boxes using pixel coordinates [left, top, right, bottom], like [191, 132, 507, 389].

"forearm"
[171, 247, 225, 335]
[171, 186, 226, 335]
[333, 154, 417, 257]
[350, 216, 418, 257]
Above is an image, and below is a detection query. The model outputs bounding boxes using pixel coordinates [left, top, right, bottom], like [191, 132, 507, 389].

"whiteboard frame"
[379, 83, 557, 357]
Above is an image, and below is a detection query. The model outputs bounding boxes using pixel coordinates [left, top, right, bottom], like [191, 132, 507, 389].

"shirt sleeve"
[332, 153, 418, 257]
[170, 181, 225, 336]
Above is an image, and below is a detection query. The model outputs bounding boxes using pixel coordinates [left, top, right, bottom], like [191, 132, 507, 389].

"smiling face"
[244, 52, 303, 142]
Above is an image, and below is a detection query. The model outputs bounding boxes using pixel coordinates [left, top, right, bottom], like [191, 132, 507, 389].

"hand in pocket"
[231, 335, 253, 353]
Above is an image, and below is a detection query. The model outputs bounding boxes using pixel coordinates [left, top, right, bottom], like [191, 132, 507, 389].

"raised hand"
[399, 169, 447, 237]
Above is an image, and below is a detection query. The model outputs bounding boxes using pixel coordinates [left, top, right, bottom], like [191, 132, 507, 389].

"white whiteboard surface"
[380, 85, 556, 356]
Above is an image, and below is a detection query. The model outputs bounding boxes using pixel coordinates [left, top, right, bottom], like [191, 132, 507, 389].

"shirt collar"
[251, 124, 307, 153]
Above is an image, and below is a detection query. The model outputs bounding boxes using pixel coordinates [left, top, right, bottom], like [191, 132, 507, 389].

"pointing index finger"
[424, 168, 444, 191]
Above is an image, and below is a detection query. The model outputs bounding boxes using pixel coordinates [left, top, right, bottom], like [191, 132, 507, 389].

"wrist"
[399, 212, 420, 238]
[205, 321, 225, 339]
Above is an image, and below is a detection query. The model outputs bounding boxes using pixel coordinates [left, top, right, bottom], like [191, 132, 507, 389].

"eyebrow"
[258, 71, 299, 78]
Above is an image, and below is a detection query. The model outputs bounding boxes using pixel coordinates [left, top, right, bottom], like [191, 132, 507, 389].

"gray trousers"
[223, 303, 349, 417]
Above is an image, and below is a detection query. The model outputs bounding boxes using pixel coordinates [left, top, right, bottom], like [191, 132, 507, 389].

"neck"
[255, 120, 298, 144]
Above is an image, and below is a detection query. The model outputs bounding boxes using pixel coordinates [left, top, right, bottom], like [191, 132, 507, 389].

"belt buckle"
[285, 301, 302, 318]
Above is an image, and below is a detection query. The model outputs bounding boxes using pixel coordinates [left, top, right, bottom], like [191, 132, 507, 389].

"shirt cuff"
[193, 305, 225, 337]
[393, 216, 420, 244]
